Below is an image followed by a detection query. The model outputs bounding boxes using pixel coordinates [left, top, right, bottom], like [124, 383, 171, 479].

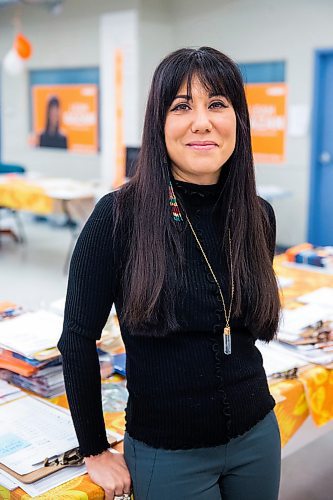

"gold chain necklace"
[184, 212, 234, 355]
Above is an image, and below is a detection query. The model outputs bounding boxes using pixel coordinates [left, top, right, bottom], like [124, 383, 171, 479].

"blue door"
[309, 50, 333, 245]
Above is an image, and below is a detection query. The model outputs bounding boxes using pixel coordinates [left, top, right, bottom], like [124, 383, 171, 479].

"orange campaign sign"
[32, 84, 98, 153]
[245, 83, 287, 164]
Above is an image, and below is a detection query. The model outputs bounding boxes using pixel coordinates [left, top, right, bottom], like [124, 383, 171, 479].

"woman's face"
[164, 76, 236, 184]
[49, 105, 60, 127]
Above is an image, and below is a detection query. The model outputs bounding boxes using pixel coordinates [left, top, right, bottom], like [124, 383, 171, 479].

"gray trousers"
[124, 410, 281, 500]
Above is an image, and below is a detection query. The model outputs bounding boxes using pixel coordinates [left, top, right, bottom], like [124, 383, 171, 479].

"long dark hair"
[113, 47, 280, 340]
[44, 96, 60, 134]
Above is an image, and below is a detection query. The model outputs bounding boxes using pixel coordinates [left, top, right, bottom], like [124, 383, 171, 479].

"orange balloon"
[14, 33, 32, 60]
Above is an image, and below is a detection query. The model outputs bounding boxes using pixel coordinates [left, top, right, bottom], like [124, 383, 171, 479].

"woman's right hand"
[85, 449, 132, 500]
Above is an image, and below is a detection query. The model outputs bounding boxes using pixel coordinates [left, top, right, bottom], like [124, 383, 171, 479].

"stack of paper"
[0, 311, 64, 397]
[11, 364, 65, 398]
[277, 304, 333, 365]
[50, 297, 124, 353]
[0, 310, 63, 357]
[0, 379, 22, 404]
[256, 340, 307, 377]
[0, 308, 118, 397]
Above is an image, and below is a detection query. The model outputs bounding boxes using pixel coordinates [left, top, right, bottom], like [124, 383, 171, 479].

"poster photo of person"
[39, 96, 68, 149]
[30, 82, 99, 153]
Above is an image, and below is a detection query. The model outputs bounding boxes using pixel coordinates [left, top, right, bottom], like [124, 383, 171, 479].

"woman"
[39, 96, 68, 149]
[58, 47, 281, 500]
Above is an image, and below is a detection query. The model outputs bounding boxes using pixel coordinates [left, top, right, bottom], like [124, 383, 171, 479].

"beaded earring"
[168, 180, 183, 222]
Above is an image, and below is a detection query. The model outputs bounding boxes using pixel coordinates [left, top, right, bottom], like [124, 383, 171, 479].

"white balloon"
[3, 48, 25, 76]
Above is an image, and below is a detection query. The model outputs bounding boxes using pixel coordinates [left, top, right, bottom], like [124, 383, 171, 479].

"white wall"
[138, 0, 174, 130]
[168, 0, 333, 245]
[0, 0, 138, 181]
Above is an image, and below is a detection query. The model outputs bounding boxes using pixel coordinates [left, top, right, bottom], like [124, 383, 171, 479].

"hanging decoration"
[14, 33, 33, 60]
[2, 30, 33, 76]
[3, 48, 25, 76]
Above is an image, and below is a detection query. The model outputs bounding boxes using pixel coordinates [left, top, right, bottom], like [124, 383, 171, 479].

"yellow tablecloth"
[0, 176, 96, 220]
[0, 179, 53, 215]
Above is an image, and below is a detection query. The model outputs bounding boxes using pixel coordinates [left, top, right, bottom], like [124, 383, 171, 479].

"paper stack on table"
[0, 379, 23, 404]
[0, 310, 63, 358]
[256, 340, 307, 378]
[277, 303, 333, 365]
[0, 307, 118, 397]
[50, 298, 124, 353]
[0, 310, 65, 397]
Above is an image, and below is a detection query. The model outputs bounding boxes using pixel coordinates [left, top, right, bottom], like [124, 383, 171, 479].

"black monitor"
[126, 146, 140, 178]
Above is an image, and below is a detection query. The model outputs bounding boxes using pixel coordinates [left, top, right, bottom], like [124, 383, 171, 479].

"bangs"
[184, 61, 229, 101]
[162, 49, 241, 110]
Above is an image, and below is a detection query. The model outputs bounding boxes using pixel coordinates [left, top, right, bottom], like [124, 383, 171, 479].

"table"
[0, 175, 98, 217]
[2, 254, 333, 498]
[0, 174, 109, 271]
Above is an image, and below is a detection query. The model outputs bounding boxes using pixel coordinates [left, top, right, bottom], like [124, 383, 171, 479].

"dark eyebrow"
[209, 92, 226, 98]
[173, 92, 226, 101]
[173, 94, 191, 100]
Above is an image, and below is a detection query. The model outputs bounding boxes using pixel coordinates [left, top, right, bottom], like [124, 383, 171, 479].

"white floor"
[1, 214, 333, 500]
[0, 214, 71, 309]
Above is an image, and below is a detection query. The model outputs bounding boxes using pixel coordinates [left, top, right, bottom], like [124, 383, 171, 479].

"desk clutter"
[0, 308, 122, 398]
[284, 242, 333, 270]
[277, 301, 333, 366]
[0, 301, 127, 497]
[2, 251, 333, 497]
[275, 257, 333, 365]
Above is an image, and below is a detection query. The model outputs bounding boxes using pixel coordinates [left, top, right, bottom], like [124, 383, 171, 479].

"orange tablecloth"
[271, 255, 333, 441]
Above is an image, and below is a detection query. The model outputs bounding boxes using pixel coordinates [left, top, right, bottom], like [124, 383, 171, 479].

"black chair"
[0, 163, 26, 244]
[125, 146, 140, 178]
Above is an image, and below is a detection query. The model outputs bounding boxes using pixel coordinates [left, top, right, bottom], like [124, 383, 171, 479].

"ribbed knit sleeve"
[57, 193, 117, 457]
[58, 332, 110, 456]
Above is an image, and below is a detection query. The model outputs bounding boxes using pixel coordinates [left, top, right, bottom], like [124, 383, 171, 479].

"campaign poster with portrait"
[245, 83, 287, 164]
[31, 84, 98, 153]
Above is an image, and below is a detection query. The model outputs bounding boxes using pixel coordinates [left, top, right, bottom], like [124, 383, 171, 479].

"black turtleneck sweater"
[57, 179, 276, 457]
